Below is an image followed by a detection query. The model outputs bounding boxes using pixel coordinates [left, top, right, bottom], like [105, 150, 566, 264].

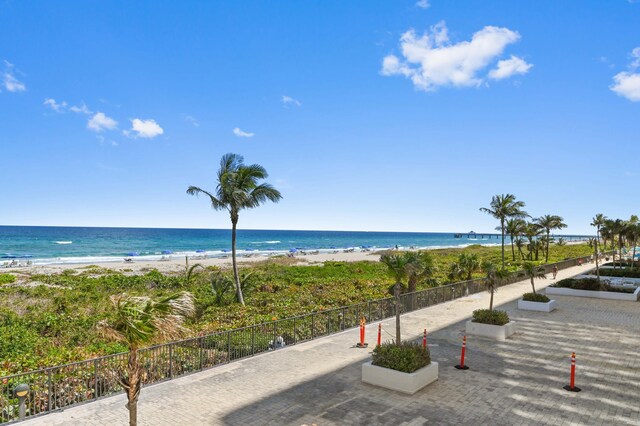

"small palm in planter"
[466, 262, 515, 341]
[518, 262, 556, 312]
[362, 253, 438, 393]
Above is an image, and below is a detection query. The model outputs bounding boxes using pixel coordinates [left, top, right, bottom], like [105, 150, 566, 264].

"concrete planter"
[545, 286, 640, 301]
[518, 299, 557, 312]
[362, 361, 438, 394]
[466, 321, 516, 341]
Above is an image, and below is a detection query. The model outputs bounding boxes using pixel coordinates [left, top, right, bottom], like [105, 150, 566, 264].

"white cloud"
[70, 103, 92, 114]
[233, 127, 255, 138]
[87, 112, 118, 132]
[2, 61, 26, 92]
[611, 72, 640, 102]
[381, 21, 528, 91]
[43, 98, 67, 112]
[126, 118, 164, 138]
[183, 114, 199, 127]
[489, 55, 533, 80]
[631, 47, 640, 68]
[416, 0, 430, 9]
[281, 95, 301, 107]
[610, 47, 640, 102]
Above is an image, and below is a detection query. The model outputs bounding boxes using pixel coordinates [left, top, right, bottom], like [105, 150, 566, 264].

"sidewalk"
[23, 261, 640, 425]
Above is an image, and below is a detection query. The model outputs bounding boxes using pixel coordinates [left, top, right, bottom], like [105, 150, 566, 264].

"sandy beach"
[4, 250, 381, 276]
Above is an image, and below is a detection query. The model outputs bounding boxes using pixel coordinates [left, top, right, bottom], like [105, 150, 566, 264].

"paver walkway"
[23, 262, 640, 425]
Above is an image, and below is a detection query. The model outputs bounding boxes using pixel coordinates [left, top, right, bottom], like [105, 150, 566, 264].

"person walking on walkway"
[552, 265, 558, 279]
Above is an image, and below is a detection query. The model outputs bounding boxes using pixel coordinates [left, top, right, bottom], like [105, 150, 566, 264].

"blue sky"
[0, 0, 638, 234]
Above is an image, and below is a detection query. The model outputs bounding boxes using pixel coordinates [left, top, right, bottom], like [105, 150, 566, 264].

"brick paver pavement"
[23, 262, 640, 425]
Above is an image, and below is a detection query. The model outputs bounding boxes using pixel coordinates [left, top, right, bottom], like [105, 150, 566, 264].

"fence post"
[293, 317, 297, 345]
[251, 326, 256, 355]
[273, 321, 277, 349]
[341, 307, 346, 330]
[368, 300, 372, 321]
[311, 313, 315, 339]
[94, 359, 99, 400]
[169, 344, 173, 379]
[47, 369, 52, 412]
[227, 331, 232, 362]
[199, 337, 204, 370]
[327, 312, 331, 334]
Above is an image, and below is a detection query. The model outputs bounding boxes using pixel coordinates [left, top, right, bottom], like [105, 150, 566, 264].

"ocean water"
[0, 226, 590, 265]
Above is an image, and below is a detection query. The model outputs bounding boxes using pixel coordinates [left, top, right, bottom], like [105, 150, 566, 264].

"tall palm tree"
[506, 218, 526, 262]
[591, 213, 607, 281]
[480, 194, 528, 268]
[187, 153, 282, 305]
[626, 215, 639, 269]
[520, 262, 547, 294]
[380, 252, 410, 346]
[523, 222, 543, 261]
[98, 292, 195, 426]
[482, 261, 510, 311]
[534, 215, 567, 263]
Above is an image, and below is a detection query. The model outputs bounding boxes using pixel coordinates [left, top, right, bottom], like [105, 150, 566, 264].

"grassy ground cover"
[0, 243, 592, 375]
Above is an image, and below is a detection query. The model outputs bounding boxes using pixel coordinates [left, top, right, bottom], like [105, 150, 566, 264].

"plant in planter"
[363, 253, 439, 393]
[465, 262, 516, 340]
[379, 251, 435, 346]
[517, 262, 556, 311]
[362, 341, 438, 394]
[546, 277, 640, 301]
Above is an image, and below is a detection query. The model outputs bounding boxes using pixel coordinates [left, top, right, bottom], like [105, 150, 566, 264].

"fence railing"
[0, 252, 602, 423]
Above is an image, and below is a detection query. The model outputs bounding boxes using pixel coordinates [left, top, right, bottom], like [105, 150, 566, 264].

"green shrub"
[371, 342, 430, 373]
[595, 268, 640, 278]
[522, 292, 550, 303]
[552, 277, 635, 293]
[0, 273, 16, 285]
[553, 278, 602, 291]
[472, 309, 510, 326]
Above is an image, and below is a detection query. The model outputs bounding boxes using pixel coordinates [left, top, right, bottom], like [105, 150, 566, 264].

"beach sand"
[5, 250, 381, 276]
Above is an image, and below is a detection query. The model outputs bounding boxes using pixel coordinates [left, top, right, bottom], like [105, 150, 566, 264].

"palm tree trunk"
[126, 349, 140, 426]
[489, 289, 494, 311]
[545, 230, 550, 263]
[510, 235, 516, 262]
[595, 234, 600, 281]
[394, 282, 401, 346]
[530, 277, 536, 294]
[231, 219, 245, 305]
[500, 218, 505, 268]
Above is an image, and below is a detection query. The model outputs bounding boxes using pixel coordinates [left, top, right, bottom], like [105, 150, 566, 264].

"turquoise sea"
[0, 226, 591, 265]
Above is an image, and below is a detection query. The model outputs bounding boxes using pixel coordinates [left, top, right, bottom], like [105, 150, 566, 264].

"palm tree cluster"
[480, 194, 567, 267]
[591, 214, 640, 278]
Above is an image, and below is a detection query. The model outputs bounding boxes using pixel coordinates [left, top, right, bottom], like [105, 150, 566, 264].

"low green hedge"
[472, 309, 510, 326]
[552, 277, 635, 293]
[0, 274, 16, 285]
[553, 277, 602, 291]
[596, 269, 640, 278]
[522, 292, 550, 303]
[372, 342, 430, 373]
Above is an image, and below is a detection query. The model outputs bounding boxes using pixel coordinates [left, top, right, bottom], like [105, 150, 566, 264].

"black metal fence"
[0, 253, 600, 423]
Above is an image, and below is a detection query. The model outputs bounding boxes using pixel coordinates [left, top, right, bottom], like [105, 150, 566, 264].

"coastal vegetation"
[187, 153, 282, 306]
[0, 243, 593, 376]
[551, 277, 635, 293]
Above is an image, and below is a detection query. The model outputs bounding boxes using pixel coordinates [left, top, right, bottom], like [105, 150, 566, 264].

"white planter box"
[466, 321, 516, 341]
[518, 299, 557, 312]
[362, 361, 438, 394]
[545, 286, 640, 301]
